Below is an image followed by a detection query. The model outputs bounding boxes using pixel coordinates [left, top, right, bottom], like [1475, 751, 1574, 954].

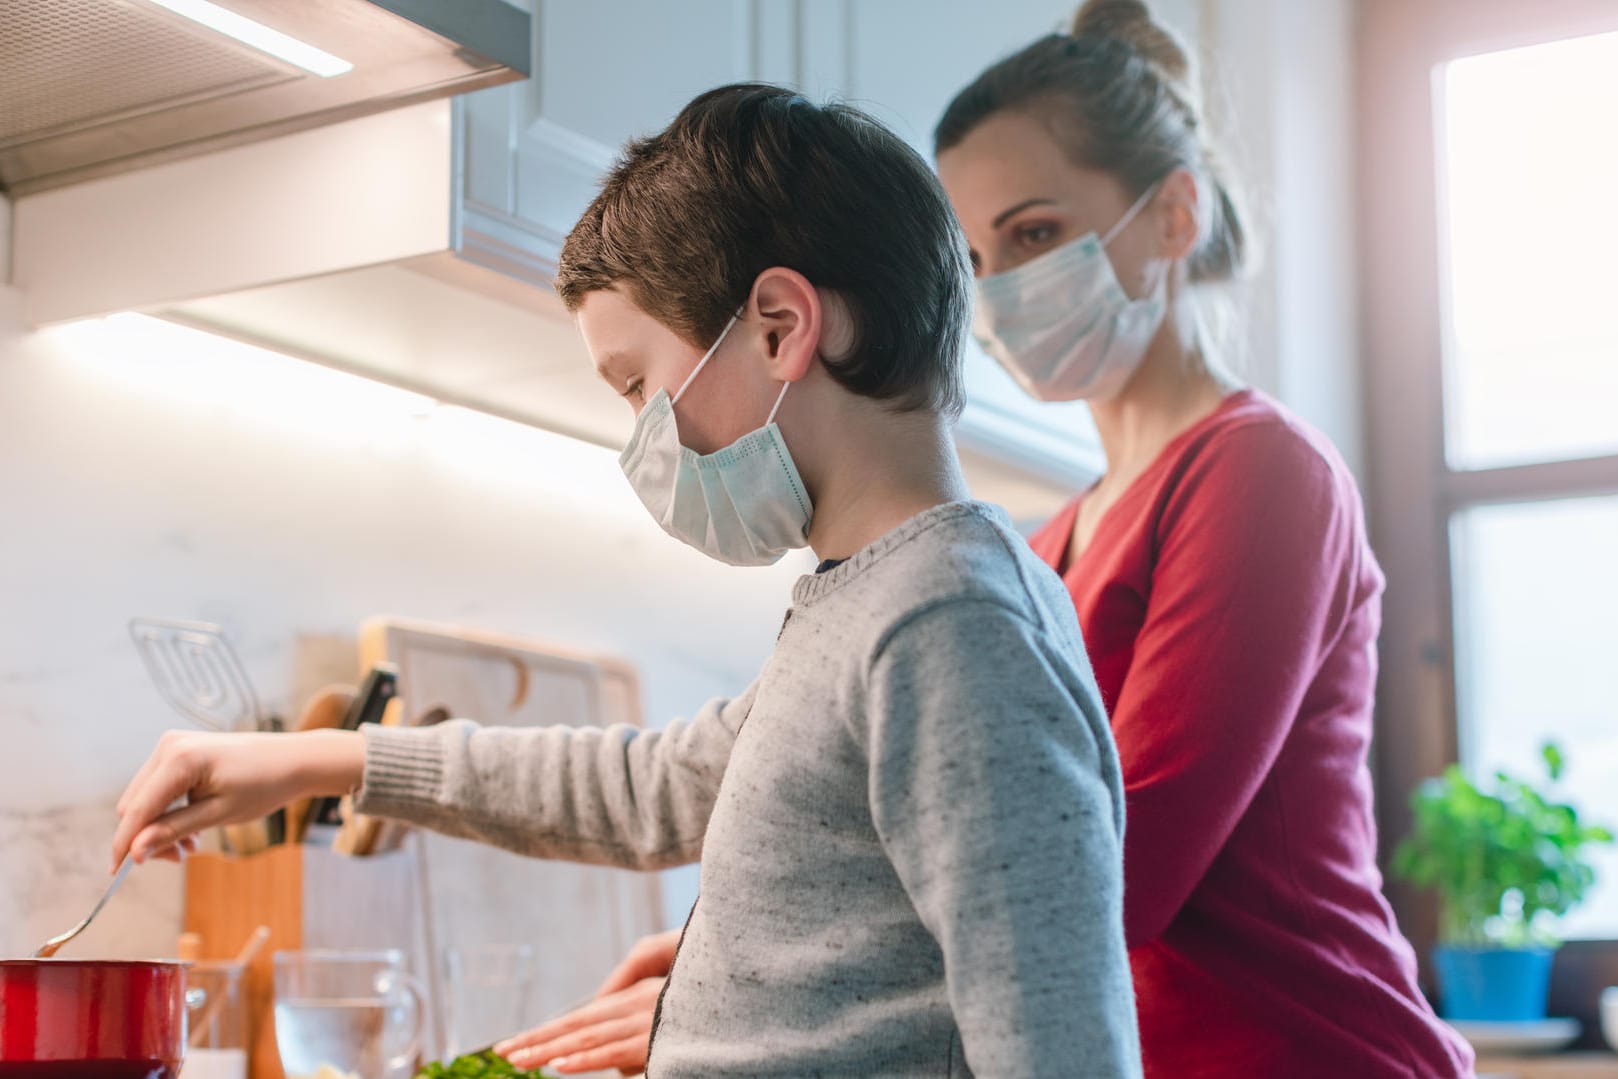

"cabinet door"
[456, 0, 808, 285]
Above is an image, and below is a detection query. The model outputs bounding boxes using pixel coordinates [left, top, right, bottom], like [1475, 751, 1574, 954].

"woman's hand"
[111, 729, 364, 871]
[497, 929, 681, 1075]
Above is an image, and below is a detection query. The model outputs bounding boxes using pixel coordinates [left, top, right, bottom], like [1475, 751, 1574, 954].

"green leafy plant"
[417, 1049, 559, 1079]
[1392, 742, 1615, 947]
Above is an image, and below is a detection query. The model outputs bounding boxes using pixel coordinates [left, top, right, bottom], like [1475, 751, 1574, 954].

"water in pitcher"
[272, 997, 390, 1079]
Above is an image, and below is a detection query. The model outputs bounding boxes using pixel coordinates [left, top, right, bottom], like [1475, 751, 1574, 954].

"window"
[1450, 496, 1618, 938]
[1361, 0, 1618, 1031]
[1437, 29, 1618, 940]
[1438, 32, 1618, 472]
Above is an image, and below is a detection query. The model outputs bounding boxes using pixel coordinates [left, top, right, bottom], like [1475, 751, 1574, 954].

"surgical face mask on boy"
[619, 311, 814, 567]
[973, 182, 1167, 403]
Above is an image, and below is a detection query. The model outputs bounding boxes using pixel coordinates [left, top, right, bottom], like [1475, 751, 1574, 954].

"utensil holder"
[183, 844, 428, 1079]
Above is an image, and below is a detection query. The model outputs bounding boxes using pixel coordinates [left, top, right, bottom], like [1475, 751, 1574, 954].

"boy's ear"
[748, 267, 822, 383]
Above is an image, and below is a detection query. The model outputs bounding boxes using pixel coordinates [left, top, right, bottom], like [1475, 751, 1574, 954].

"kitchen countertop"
[1478, 1053, 1618, 1079]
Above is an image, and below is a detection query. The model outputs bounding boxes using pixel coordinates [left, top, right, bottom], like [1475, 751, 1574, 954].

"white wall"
[0, 289, 805, 959]
[1199, 0, 1365, 477]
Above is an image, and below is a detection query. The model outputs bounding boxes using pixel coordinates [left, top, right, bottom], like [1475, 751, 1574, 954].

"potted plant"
[1392, 742, 1614, 1022]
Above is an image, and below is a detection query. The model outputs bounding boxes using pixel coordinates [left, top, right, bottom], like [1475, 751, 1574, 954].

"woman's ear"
[1156, 168, 1202, 263]
[748, 267, 822, 383]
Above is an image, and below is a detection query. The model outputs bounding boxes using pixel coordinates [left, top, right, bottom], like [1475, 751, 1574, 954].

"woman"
[502, 2, 1474, 1076]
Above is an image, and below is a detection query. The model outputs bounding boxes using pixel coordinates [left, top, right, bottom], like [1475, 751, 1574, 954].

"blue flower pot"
[1433, 945, 1555, 1021]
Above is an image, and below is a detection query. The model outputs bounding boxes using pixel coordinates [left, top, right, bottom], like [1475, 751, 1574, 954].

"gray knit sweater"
[358, 501, 1141, 1078]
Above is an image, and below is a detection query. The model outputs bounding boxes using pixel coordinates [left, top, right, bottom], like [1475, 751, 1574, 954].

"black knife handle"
[311, 664, 399, 825]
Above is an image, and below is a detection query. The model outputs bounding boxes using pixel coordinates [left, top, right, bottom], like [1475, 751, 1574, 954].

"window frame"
[1359, 0, 1618, 1047]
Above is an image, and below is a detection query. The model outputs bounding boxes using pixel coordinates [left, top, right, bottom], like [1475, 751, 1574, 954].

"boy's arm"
[866, 599, 1141, 1079]
[354, 683, 754, 870]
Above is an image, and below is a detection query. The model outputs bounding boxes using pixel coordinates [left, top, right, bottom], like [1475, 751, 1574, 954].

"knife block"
[183, 843, 428, 1079]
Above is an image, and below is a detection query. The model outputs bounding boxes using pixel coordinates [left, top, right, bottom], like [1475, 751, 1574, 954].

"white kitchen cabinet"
[458, 0, 1114, 288]
[15, 1, 1237, 508]
[456, 0, 854, 289]
[457, 0, 1166, 488]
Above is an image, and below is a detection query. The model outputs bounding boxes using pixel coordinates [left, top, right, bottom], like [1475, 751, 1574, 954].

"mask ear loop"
[672, 310, 743, 405]
[1101, 179, 1165, 249]
[765, 380, 792, 425]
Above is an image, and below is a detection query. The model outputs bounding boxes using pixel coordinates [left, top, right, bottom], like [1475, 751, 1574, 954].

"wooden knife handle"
[285, 685, 356, 844]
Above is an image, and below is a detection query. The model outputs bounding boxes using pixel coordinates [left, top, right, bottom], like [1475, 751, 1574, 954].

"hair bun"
[1070, 0, 1196, 105]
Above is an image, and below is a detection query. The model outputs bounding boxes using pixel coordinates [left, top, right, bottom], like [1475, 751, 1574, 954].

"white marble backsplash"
[1, 288, 802, 957]
[0, 800, 184, 959]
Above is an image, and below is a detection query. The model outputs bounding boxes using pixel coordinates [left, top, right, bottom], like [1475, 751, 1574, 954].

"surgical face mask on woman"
[618, 312, 814, 567]
[972, 183, 1167, 403]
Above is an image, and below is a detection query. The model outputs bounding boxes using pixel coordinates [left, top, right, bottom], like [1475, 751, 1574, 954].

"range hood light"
[3, 0, 530, 194]
[146, 0, 354, 77]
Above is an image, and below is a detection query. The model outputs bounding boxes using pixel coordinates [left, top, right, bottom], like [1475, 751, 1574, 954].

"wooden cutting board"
[356, 617, 665, 1056]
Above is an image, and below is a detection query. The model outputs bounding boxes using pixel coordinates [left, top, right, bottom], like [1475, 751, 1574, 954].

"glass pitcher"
[273, 949, 426, 1079]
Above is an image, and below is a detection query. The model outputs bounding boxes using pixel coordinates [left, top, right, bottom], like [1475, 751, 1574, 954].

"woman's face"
[936, 109, 1159, 294]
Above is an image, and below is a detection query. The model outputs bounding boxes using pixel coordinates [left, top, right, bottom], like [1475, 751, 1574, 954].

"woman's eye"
[621, 379, 644, 401]
[1017, 223, 1059, 247]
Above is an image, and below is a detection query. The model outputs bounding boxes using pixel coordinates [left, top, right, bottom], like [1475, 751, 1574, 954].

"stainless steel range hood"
[0, 0, 530, 195]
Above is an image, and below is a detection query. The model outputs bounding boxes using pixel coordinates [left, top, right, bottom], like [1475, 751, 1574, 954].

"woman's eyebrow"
[992, 197, 1058, 229]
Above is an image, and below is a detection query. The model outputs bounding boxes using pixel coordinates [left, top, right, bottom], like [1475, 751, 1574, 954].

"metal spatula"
[129, 618, 261, 732]
[128, 618, 282, 852]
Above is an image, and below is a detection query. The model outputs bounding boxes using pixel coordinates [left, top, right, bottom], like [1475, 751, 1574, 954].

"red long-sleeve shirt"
[1027, 390, 1473, 1078]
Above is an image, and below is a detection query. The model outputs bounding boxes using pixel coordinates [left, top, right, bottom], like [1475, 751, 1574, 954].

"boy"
[113, 84, 1141, 1078]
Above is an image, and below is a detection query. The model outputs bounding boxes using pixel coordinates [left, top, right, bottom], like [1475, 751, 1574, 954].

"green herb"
[416, 1049, 560, 1079]
[1392, 741, 1615, 947]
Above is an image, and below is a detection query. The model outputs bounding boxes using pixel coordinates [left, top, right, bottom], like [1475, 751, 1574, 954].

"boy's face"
[577, 286, 781, 456]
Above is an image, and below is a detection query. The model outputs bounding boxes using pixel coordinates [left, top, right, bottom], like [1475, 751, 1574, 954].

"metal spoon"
[33, 857, 134, 959]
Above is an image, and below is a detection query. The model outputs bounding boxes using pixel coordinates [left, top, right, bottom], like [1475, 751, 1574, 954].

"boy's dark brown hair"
[556, 83, 970, 417]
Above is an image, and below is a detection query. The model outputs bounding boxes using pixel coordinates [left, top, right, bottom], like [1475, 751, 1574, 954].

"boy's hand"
[111, 729, 364, 870]
[497, 929, 681, 1074]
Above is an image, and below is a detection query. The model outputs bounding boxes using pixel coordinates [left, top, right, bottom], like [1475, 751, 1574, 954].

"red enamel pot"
[0, 960, 186, 1079]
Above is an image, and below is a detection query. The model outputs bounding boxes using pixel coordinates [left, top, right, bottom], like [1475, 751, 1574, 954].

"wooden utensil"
[185, 925, 269, 1048]
[333, 696, 401, 857]
[306, 665, 397, 829]
[221, 818, 271, 857]
[334, 700, 453, 857]
[285, 685, 356, 843]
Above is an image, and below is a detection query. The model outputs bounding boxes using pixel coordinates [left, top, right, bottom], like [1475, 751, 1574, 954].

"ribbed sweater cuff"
[356, 723, 447, 812]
